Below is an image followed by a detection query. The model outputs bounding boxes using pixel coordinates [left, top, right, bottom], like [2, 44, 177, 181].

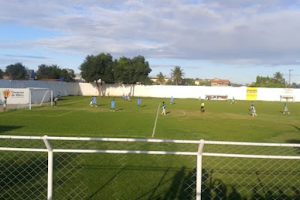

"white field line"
[169, 110, 186, 118]
[152, 103, 161, 138]
[57, 108, 86, 117]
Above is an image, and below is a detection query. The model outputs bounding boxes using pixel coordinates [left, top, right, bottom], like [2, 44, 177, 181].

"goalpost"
[0, 88, 53, 111]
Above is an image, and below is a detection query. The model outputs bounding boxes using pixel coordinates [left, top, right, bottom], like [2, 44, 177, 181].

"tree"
[36, 64, 74, 82]
[0, 68, 3, 79]
[36, 64, 60, 79]
[182, 78, 195, 85]
[114, 55, 151, 84]
[157, 72, 165, 85]
[80, 53, 114, 83]
[253, 72, 286, 88]
[60, 69, 75, 82]
[5, 63, 28, 80]
[131, 55, 152, 84]
[273, 72, 285, 85]
[171, 66, 184, 85]
[80, 53, 114, 95]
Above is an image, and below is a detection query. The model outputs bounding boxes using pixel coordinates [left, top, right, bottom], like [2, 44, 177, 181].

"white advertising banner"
[0, 88, 30, 105]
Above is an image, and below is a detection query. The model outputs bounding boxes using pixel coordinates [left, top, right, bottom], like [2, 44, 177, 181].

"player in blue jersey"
[170, 96, 173, 104]
[137, 97, 141, 107]
[91, 96, 97, 107]
[111, 99, 115, 112]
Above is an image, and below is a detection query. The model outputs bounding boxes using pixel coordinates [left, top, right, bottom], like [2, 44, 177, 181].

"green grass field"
[1, 96, 300, 143]
[1, 96, 300, 200]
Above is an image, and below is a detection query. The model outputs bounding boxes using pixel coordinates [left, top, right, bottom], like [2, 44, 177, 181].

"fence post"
[43, 135, 53, 200]
[196, 139, 205, 200]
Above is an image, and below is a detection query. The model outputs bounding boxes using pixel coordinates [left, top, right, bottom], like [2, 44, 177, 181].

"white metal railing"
[1, 135, 300, 200]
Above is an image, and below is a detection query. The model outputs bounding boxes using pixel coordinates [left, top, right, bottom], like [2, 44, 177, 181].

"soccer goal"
[280, 94, 295, 102]
[0, 88, 53, 111]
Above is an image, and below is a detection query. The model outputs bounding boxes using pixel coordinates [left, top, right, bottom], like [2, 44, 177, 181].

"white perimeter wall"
[0, 80, 79, 97]
[1, 80, 300, 102]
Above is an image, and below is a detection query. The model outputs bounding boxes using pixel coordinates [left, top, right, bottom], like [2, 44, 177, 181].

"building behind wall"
[210, 78, 231, 86]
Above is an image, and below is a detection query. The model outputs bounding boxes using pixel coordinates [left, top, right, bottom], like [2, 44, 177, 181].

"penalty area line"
[152, 103, 161, 138]
[57, 108, 86, 117]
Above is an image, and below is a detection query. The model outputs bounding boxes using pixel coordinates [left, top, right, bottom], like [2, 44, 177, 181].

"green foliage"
[182, 78, 195, 85]
[36, 64, 74, 82]
[115, 55, 152, 84]
[80, 53, 152, 84]
[166, 79, 176, 85]
[80, 53, 114, 83]
[0, 68, 3, 79]
[156, 72, 165, 85]
[171, 66, 184, 85]
[253, 72, 286, 88]
[5, 63, 28, 80]
[197, 80, 211, 86]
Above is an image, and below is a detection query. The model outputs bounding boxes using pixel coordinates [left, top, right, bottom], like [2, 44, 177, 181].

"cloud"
[0, 0, 300, 69]
[2, 54, 48, 59]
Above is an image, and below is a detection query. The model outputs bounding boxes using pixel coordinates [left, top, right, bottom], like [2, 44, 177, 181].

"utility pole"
[289, 70, 293, 87]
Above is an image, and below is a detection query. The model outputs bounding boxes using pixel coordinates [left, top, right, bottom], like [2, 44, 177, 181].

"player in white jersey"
[250, 105, 257, 117]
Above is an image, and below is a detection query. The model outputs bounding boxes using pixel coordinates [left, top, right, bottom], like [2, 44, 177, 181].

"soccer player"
[111, 99, 115, 112]
[161, 102, 166, 115]
[91, 96, 97, 107]
[200, 101, 205, 113]
[250, 105, 257, 117]
[54, 96, 58, 107]
[231, 97, 235, 104]
[3, 97, 7, 112]
[122, 93, 125, 102]
[137, 97, 141, 107]
[283, 103, 290, 114]
[170, 96, 173, 104]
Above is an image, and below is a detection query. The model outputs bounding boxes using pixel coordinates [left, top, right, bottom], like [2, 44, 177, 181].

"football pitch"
[1, 95, 300, 143]
[1, 96, 300, 199]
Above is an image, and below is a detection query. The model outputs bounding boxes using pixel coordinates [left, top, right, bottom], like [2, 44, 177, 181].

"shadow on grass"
[0, 152, 85, 200]
[201, 168, 300, 200]
[286, 136, 300, 154]
[0, 125, 24, 134]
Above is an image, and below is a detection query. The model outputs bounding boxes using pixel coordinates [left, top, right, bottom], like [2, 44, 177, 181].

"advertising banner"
[246, 87, 257, 100]
[0, 88, 30, 104]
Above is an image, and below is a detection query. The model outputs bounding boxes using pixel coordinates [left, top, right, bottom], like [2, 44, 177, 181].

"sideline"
[5, 131, 147, 138]
[152, 103, 161, 138]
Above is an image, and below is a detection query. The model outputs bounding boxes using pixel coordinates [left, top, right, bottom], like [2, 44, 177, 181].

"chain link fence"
[1, 136, 300, 200]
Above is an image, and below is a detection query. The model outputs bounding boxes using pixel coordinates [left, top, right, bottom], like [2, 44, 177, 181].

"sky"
[0, 0, 300, 85]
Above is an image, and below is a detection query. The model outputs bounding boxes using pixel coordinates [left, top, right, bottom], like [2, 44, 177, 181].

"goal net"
[0, 88, 53, 111]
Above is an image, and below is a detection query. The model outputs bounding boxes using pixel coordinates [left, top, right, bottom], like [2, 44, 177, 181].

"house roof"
[210, 79, 230, 83]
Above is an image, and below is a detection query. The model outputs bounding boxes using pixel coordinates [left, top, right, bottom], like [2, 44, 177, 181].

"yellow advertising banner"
[246, 87, 257, 100]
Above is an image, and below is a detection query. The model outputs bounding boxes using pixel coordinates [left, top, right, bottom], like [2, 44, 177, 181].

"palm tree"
[157, 72, 165, 85]
[171, 66, 184, 85]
